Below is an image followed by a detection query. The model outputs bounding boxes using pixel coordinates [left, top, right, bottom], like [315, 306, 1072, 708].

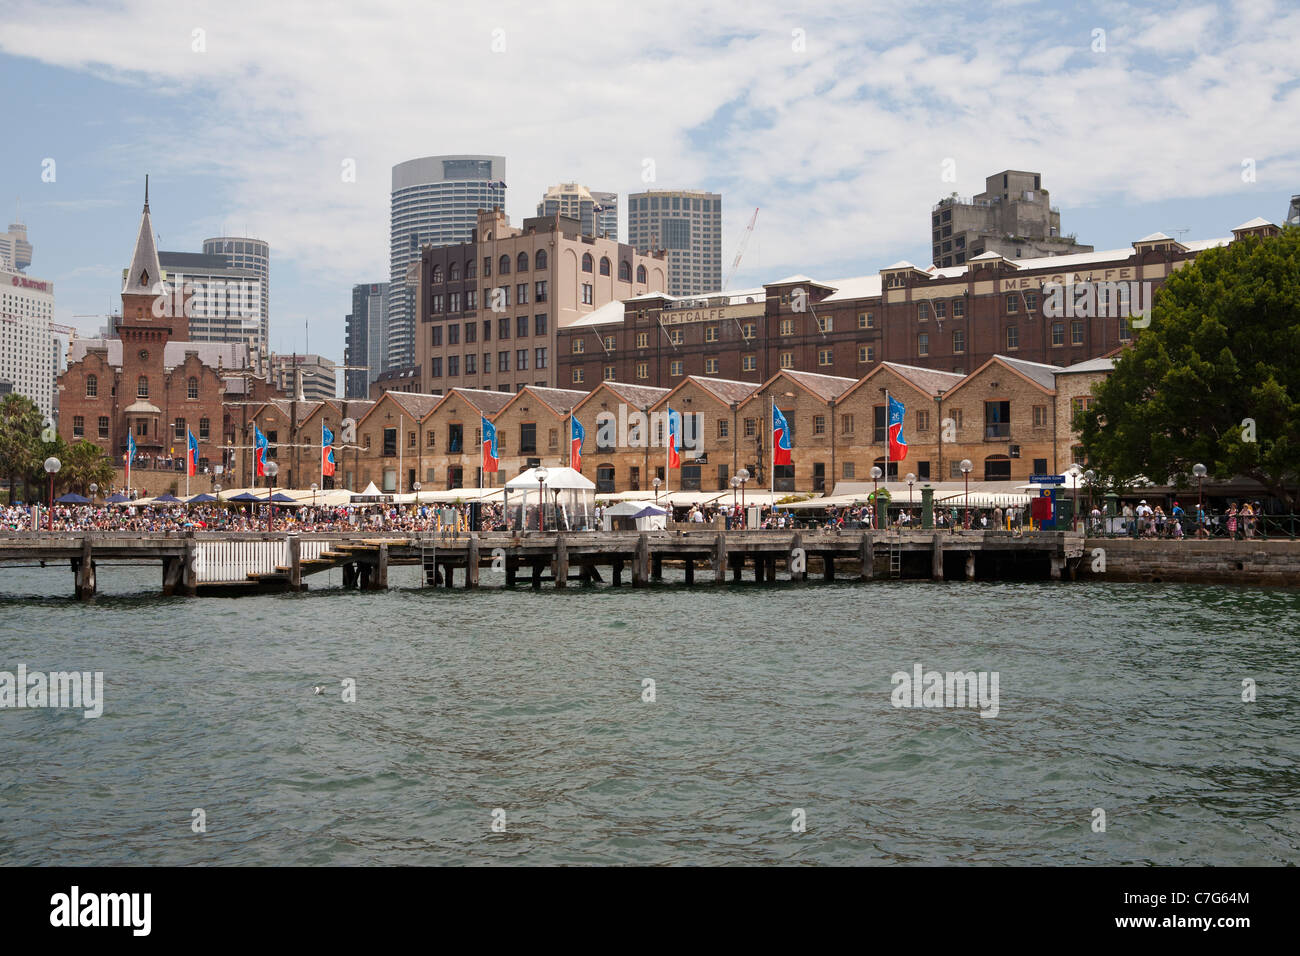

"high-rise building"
[270, 353, 337, 402]
[345, 282, 388, 398]
[158, 251, 262, 353]
[930, 170, 1092, 267]
[1286, 195, 1300, 227]
[627, 189, 722, 296]
[389, 155, 507, 373]
[0, 259, 56, 417]
[536, 183, 618, 239]
[201, 237, 270, 357]
[0, 221, 33, 272]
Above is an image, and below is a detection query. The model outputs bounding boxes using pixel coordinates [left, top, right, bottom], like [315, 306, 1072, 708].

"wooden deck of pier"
[0, 529, 1086, 599]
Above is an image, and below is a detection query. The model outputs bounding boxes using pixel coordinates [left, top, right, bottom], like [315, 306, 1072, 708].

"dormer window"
[140, 270, 149, 285]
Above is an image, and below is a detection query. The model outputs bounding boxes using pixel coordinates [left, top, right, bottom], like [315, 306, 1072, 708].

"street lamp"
[905, 472, 916, 528]
[312, 481, 320, 513]
[652, 475, 661, 505]
[959, 459, 973, 530]
[870, 466, 883, 529]
[1068, 462, 1081, 531]
[89, 482, 98, 504]
[44, 456, 61, 531]
[1192, 463, 1207, 510]
[730, 475, 740, 513]
[1083, 469, 1096, 530]
[736, 468, 750, 526]
[536, 465, 549, 532]
[265, 460, 279, 531]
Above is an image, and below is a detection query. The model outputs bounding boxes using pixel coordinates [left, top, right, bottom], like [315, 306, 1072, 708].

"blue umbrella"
[270, 493, 299, 504]
[153, 493, 182, 503]
[106, 493, 131, 504]
[187, 493, 217, 504]
[56, 492, 91, 504]
[630, 504, 668, 519]
[229, 492, 262, 503]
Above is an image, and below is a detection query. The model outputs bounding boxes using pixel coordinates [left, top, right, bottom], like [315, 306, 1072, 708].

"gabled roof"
[1135, 231, 1171, 242]
[879, 362, 966, 397]
[589, 381, 671, 409]
[1056, 357, 1115, 375]
[883, 260, 916, 270]
[256, 399, 324, 426]
[387, 390, 444, 420]
[498, 385, 589, 418]
[680, 375, 761, 406]
[429, 387, 515, 418]
[756, 368, 858, 403]
[1232, 217, 1274, 231]
[767, 274, 834, 290]
[944, 355, 1060, 399]
[820, 275, 883, 302]
[122, 184, 162, 295]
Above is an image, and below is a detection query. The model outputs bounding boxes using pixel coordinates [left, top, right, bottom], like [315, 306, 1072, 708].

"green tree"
[62, 440, 116, 495]
[0, 393, 43, 504]
[1079, 228, 1300, 507]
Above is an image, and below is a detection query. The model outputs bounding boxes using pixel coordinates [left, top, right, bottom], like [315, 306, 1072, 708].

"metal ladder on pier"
[888, 534, 902, 578]
[420, 541, 436, 587]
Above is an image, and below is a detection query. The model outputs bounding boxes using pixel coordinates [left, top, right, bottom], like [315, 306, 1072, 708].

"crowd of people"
[0, 497, 1279, 538]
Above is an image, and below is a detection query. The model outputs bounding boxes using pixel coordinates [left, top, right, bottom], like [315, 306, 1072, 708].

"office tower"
[389, 155, 507, 372]
[627, 189, 722, 296]
[0, 220, 33, 272]
[158, 250, 262, 351]
[270, 353, 337, 401]
[931, 170, 1092, 267]
[536, 183, 618, 239]
[0, 259, 55, 416]
[201, 237, 270, 357]
[345, 282, 388, 398]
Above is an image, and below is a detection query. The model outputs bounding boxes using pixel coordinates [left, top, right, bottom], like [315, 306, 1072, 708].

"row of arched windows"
[431, 250, 552, 284]
[92, 374, 203, 400]
[580, 253, 643, 283]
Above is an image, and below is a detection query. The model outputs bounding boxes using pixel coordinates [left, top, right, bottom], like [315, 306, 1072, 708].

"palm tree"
[0, 393, 43, 504]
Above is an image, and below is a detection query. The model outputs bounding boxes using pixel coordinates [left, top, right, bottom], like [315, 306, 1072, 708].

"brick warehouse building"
[556, 217, 1283, 390]
[413, 208, 667, 397]
[58, 190, 248, 483]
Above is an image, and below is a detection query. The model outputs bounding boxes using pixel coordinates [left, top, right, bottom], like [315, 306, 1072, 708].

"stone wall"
[1077, 538, 1300, 586]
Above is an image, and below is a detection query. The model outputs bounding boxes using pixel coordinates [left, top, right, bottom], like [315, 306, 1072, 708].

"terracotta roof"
[993, 355, 1062, 391]
[259, 399, 324, 426]
[387, 391, 444, 420]
[778, 368, 858, 401]
[682, 375, 761, 405]
[444, 387, 514, 416]
[524, 386, 589, 414]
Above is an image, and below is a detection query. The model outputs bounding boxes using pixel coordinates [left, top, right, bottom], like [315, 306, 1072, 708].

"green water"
[1, 563, 1297, 865]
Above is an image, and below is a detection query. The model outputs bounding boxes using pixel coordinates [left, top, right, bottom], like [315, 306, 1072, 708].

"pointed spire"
[123, 177, 162, 295]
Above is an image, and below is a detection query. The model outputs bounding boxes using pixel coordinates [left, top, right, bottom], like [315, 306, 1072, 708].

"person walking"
[1226, 503, 1239, 540]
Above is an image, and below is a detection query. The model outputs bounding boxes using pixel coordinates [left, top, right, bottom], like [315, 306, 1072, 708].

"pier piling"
[467, 535, 480, 588]
[555, 536, 568, 588]
[860, 533, 874, 581]
[74, 537, 96, 600]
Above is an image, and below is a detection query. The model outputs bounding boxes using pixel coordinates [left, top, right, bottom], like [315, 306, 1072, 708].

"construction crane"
[723, 207, 759, 292]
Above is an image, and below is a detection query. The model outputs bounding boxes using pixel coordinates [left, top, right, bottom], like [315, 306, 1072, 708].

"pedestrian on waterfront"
[1241, 501, 1255, 538]
[1226, 503, 1239, 539]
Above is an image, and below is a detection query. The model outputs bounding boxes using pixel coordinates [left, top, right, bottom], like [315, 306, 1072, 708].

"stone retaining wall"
[1078, 538, 1300, 586]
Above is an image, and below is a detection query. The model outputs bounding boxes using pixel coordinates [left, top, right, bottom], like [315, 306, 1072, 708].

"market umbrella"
[630, 504, 668, 519]
[55, 492, 91, 504]
[229, 492, 262, 503]
[153, 493, 183, 503]
[187, 493, 217, 504]
[106, 493, 131, 504]
[270, 493, 300, 504]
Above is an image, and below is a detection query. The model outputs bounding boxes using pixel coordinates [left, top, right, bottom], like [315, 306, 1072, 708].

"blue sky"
[2, 0, 1297, 385]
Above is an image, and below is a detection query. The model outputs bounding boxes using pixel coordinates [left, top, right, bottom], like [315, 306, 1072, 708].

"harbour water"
[1, 563, 1297, 865]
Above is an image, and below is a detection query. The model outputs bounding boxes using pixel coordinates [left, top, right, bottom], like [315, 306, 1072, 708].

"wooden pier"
[0, 529, 1086, 598]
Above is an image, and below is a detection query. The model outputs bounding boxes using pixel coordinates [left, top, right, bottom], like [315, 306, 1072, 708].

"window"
[843, 461, 856, 479]
[199, 417, 210, 440]
[136, 419, 148, 437]
[1006, 326, 1019, 350]
[636, 362, 648, 379]
[137, 376, 149, 398]
[858, 344, 874, 363]
[432, 294, 444, 313]
[534, 314, 547, 336]
[582, 283, 593, 304]
[840, 413, 854, 435]
[499, 254, 511, 275]
[85, 374, 97, 398]
[427, 430, 436, 447]
[448, 324, 459, 345]
[918, 302, 930, 321]
[465, 354, 477, 374]
[636, 265, 647, 283]
[817, 315, 832, 333]
[519, 422, 537, 454]
[934, 300, 946, 318]
[704, 325, 719, 343]
[952, 328, 966, 353]
[742, 322, 755, 340]
[873, 405, 886, 443]
[483, 320, 491, 341]
[818, 348, 833, 366]
[859, 311, 875, 329]
[408, 430, 417, 449]
[450, 292, 461, 313]
[172, 417, 186, 440]
[516, 283, 528, 305]
[670, 359, 684, 376]
[984, 455, 1012, 481]
[952, 298, 964, 317]
[636, 332, 648, 349]
[467, 260, 478, 279]
[432, 264, 444, 283]
[1071, 320, 1085, 345]
[466, 290, 477, 310]
[449, 261, 461, 281]
[780, 318, 794, 336]
[465, 321, 476, 343]
[499, 317, 510, 339]
[717, 419, 729, 439]
[1071, 396, 1096, 417]
[1119, 317, 1132, 341]
[813, 415, 826, 435]
[985, 400, 1011, 439]
[73, 415, 84, 436]
[430, 357, 442, 377]
[516, 252, 529, 273]
[951, 408, 963, 429]
[742, 354, 756, 371]
[517, 315, 529, 338]
[744, 418, 756, 438]
[534, 249, 547, 270]
[572, 339, 585, 354]
[97, 416, 109, 438]
[582, 253, 593, 273]
[1006, 294, 1019, 313]
[780, 351, 794, 369]
[431, 326, 442, 347]
[448, 355, 459, 376]
[599, 256, 611, 276]
[618, 261, 631, 281]
[572, 368, 585, 384]
[918, 332, 929, 356]
[1033, 405, 1048, 427]
[517, 349, 528, 370]
[382, 427, 397, 456]
[535, 348, 547, 369]
[697, 357, 716, 374]
[601, 365, 614, 381]
[1025, 292, 1038, 311]
[499, 351, 510, 372]
[448, 423, 463, 453]
[1051, 323, 1065, 346]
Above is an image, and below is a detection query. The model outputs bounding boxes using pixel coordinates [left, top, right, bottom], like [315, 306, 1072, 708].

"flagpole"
[399, 413, 404, 494]
[566, 411, 571, 469]
[770, 396, 775, 503]
[320, 424, 324, 489]
[664, 410, 669, 496]
[884, 388, 890, 530]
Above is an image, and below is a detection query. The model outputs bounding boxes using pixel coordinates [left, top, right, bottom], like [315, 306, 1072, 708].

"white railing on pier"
[193, 538, 334, 584]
